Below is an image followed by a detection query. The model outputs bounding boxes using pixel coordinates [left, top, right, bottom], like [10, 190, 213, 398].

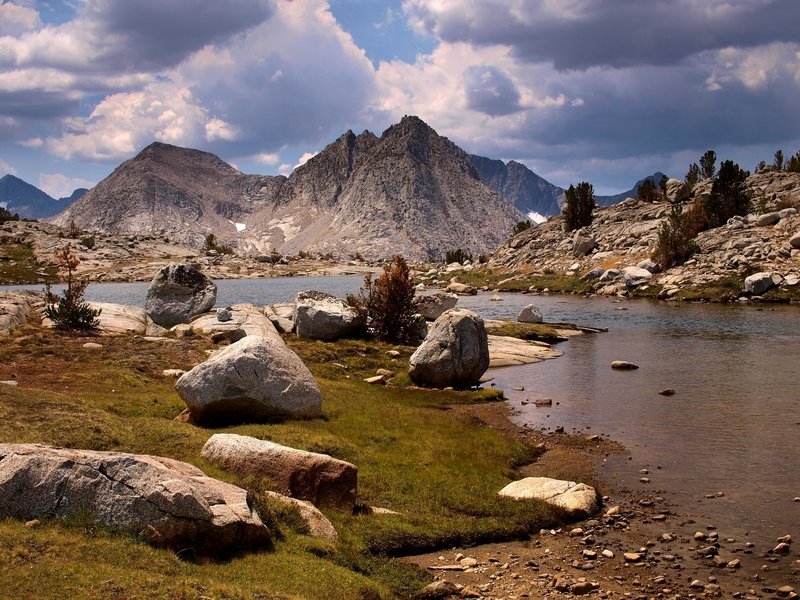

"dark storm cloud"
[84, 0, 276, 72]
[407, 0, 800, 70]
[0, 90, 79, 119]
[463, 65, 522, 116]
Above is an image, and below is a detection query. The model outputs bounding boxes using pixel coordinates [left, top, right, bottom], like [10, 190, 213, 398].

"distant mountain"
[0, 174, 80, 219]
[470, 156, 563, 218]
[52, 117, 524, 260]
[58, 188, 89, 205]
[596, 172, 667, 207]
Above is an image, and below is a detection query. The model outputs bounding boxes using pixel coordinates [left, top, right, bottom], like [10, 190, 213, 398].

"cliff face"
[52, 117, 525, 260]
[470, 155, 564, 217]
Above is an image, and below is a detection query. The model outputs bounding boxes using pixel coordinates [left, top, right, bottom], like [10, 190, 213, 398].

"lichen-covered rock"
[176, 335, 322, 424]
[0, 443, 269, 554]
[413, 292, 458, 320]
[0, 291, 40, 336]
[202, 433, 356, 512]
[408, 308, 489, 388]
[145, 263, 217, 327]
[498, 476, 599, 518]
[744, 272, 776, 295]
[517, 304, 543, 324]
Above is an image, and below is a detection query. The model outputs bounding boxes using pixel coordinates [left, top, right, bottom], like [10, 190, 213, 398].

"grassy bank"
[0, 325, 561, 599]
[448, 267, 593, 294]
[0, 240, 58, 284]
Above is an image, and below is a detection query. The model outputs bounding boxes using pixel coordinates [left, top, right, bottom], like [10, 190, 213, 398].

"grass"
[484, 320, 567, 343]
[0, 324, 560, 598]
[451, 267, 593, 294]
[0, 240, 58, 284]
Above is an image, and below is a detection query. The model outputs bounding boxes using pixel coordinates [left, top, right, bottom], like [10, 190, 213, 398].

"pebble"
[0, 380, 19, 387]
[773, 542, 791, 554]
[623, 553, 642, 562]
[82, 342, 103, 349]
[601, 549, 615, 559]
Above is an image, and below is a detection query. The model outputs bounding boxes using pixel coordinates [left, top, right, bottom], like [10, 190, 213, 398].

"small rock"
[0, 380, 19, 387]
[659, 388, 675, 396]
[773, 542, 791, 554]
[611, 360, 639, 370]
[363, 375, 386, 385]
[624, 553, 642, 562]
[216, 307, 233, 322]
[571, 581, 595, 595]
[777, 535, 792, 544]
[418, 579, 459, 599]
[777, 586, 796, 598]
[489, 295, 503, 301]
[24, 519, 40, 528]
[534, 397, 553, 406]
[601, 549, 614, 558]
[162, 369, 186, 378]
[82, 342, 103, 349]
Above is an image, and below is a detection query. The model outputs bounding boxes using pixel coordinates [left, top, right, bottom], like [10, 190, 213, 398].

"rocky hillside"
[0, 175, 79, 219]
[51, 143, 280, 248]
[470, 156, 563, 217]
[51, 117, 524, 261]
[488, 171, 800, 298]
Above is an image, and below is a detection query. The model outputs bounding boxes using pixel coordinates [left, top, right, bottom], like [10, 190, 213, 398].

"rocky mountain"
[0, 175, 80, 219]
[52, 116, 524, 260]
[470, 157, 667, 217]
[470, 156, 563, 218]
[51, 143, 281, 248]
[57, 188, 89, 205]
[595, 172, 667, 207]
[488, 170, 800, 298]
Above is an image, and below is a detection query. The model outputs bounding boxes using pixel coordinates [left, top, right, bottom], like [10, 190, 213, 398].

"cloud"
[0, 2, 41, 36]
[462, 65, 521, 116]
[38, 172, 95, 198]
[0, 156, 16, 175]
[403, 0, 800, 71]
[19, 136, 43, 147]
[295, 151, 318, 169]
[254, 152, 280, 165]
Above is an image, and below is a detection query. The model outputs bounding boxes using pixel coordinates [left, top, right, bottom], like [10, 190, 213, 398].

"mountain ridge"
[0, 174, 82, 219]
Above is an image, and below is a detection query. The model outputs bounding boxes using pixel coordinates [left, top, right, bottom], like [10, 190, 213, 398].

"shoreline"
[403, 397, 799, 598]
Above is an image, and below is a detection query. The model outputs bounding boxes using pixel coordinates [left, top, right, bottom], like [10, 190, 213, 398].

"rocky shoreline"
[409, 400, 799, 599]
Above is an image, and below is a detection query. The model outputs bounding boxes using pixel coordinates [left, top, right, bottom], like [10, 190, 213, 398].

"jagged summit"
[51, 116, 524, 260]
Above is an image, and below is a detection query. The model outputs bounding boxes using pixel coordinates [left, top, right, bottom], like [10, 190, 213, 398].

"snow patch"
[527, 211, 547, 224]
[228, 220, 246, 232]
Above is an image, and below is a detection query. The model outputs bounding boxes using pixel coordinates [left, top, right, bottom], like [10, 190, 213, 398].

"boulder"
[621, 266, 653, 287]
[517, 304, 543, 324]
[611, 360, 639, 370]
[0, 443, 269, 554]
[0, 290, 40, 336]
[408, 309, 489, 388]
[413, 292, 458, 320]
[176, 335, 322, 424]
[636, 258, 660, 274]
[145, 263, 217, 328]
[262, 491, 338, 542]
[498, 476, 599, 518]
[202, 433, 356, 512]
[263, 305, 295, 333]
[572, 234, 595, 257]
[756, 212, 781, 227]
[744, 272, 776, 295]
[487, 335, 562, 368]
[190, 303, 279, 340]
[666, 178, 690, 203]
[445, 282, 477, 295]
[581, 267, 605, 282]
[294, 291, 365, 341]
[83, 302, 149, 336]
[790, 232, 800, 249]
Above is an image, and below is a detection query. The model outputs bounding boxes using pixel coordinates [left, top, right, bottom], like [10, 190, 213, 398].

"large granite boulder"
[621, 266, 653, 287]
[665, 178, 690, 203]
[0, 290, 40, 336]
[176, 335, 322, 424]
[790, 231, 800, 249]
[73, 302, 165, 336]
[572, 234, 595, 258]
[293, 291, 365, 341]
[202, 433, 357, 512]
[408, 308, 489, 388]
[190, 303, 280, 340]
[145, 263, 217, 328]
[744, 272, 776, 296]
[498, 477, 599, 518]
[517, 304, 543, 324]
[413, 292, 458, 321]
[0, 443, 269, 554]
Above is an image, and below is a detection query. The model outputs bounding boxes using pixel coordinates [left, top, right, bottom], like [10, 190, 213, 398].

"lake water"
[5, 277, 798, 545]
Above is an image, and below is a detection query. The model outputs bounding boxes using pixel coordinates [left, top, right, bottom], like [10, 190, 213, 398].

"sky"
[0, 0, 799, 199]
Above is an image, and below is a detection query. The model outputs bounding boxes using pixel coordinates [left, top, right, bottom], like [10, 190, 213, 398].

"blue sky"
[1, 0, 799, 198]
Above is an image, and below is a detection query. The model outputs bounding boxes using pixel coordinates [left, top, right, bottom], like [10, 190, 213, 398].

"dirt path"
[404, 402, 800, 599]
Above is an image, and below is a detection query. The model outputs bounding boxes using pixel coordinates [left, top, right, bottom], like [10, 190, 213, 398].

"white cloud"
[278, 162, 292, 176]
[205, 117, 238, 141]
[0, 2, 41, 36]
[295, 151, 318, 169]
[254, 152, 280, 165]
[19, 137, 43, 147]
[38, 172, 95, 198]
[0, 156, 16, 175]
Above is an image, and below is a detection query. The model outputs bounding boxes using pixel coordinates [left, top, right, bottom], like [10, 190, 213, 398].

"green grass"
[0, 240, 58, 284]
[675, 275, 744, 302]
[0, 326, 560, 598]
[451, 267, 592, 294]
[484, 320, 567, 343]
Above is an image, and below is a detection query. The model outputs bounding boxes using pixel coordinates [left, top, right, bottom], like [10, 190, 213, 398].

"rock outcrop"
[489, 171, 800, 299]
[0, 443, 269, 554]
[0, 290, 40, 335]
[498, 477, 599, 518]
[293, 291, 365, 341]
[202, 434, 357, 512]
[189, 303, 279, 340]
[145, 263, 217, 327]
[175, 335, 322, 424]
[408, 308, 489, 388]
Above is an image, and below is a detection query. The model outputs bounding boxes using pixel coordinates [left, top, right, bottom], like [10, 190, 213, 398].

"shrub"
[0, 206, 19, 223]
[512, 220, 532, 235]
[203, 233, 234, 255]
[563, 181, 595, 232]
[652, 203, 697, 270]
[351, 255, 417, 344]
[685, 163, 700, 189]
[701, 160, 750, 228]
[44, 246, 100, 330]
[699, 150, 716, 180]
[637, 179, 659, 202]
[445, 249, 472, 264]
